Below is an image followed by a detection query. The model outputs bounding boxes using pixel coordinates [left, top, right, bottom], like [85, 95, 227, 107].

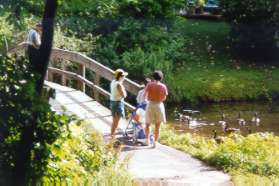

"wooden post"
[61, 60, 66, 86]
[81, 64, 86, 92]
[48, 60, 53, 82]
[94, 74, 100, 101]
[45, 69, 48, 81]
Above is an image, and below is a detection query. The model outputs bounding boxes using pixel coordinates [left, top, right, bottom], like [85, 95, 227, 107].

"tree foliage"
[220, 0, 279, 61]
[116, 0, 184, 19]
[0, 56, 74, 184]
[221, 0, 279, 24]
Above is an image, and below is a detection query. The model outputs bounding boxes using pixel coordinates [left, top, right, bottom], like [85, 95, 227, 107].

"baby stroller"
[124, 103, 154, 145]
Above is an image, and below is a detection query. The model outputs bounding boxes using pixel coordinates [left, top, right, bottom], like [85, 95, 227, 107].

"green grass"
[166, 18, 279, 103]
[160, 125, 279, 185]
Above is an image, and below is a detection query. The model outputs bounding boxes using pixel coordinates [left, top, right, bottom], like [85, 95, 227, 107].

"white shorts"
[145, 102, 166, 124]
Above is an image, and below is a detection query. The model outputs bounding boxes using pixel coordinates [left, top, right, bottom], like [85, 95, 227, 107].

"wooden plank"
[52, 49, 142, 95]
[47, 67, 135, 111]
[81, 64, 86, 92]
[61, 60, 66, 86]
[9, 42, 143, 96]
[93, 74, 100, 102]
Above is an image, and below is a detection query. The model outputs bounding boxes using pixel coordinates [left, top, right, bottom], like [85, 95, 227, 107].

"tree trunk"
[12, 0, 57, 185]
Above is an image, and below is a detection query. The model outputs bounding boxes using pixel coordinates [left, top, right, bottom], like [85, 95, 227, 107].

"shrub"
[0, 55, 74, 183]
[0, 15, 13, 54]
[117, 0, 184, 18]
[93, 18, 185, 80]
[41, 121, 136, 185]
[160, 125, 279, 183]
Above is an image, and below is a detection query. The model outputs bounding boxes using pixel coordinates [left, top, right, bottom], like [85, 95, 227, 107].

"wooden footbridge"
[10, 43, 232, 186]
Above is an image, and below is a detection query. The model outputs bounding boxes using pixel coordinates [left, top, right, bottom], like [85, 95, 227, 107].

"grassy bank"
[167, 19, 279, 103]
[160, 125, 279, 185]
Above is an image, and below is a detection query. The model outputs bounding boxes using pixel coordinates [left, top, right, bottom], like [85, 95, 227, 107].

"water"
[167, 101, 279, 137]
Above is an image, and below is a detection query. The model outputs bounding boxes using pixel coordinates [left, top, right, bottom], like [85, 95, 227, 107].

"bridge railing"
[9, 42, 142, 111]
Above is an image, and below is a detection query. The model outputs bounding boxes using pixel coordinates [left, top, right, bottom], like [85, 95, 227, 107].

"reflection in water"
[167, 101, 279, 137]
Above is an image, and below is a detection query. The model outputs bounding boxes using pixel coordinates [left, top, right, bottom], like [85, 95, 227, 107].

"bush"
[0, 55, 74, 183]
[117, 0, 184, 18]
[93, 18, 185, 80]
[41, 121, 136, 185]
[0, 15, 13, 54]
[220, 0, 279, 61]
[160, 125, 279, 184]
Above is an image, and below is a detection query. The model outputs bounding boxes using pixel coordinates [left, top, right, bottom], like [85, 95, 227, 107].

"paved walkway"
[46, 81, 232, 186]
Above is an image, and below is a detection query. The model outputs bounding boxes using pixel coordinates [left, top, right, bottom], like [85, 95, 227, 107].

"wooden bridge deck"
[46, 81, 232, 186]
[46, 81, 128, 135]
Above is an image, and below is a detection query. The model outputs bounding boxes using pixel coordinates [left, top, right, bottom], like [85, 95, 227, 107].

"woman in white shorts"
[144, 71, 168, 148]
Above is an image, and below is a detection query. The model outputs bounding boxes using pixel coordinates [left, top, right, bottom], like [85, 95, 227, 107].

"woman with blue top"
[110, 69, 128, 139]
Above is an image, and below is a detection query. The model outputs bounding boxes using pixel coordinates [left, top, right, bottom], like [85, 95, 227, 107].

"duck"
[213, 130, 224, 144]
[223, 123, 240, 134]
[237, 112, 246, 126]
[251, 112, 260, 125]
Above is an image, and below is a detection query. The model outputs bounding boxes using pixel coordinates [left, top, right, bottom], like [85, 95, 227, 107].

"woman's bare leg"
[154, 122, 161, 142]
[111, 116, 120, 139]
[145, 123, 150, 145]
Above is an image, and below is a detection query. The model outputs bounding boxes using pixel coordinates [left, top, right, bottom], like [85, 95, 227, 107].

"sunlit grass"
[167, 18, 279, 103]
[160, 125, 279, 185]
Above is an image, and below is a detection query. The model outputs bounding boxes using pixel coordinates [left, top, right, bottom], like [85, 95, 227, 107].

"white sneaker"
[142, 139, 150, 146]
[152, 141, 158, 148]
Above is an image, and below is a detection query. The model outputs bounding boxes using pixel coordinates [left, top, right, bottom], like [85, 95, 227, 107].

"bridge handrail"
[9, 42, 142, 96]
[48, 67, 136, 111]
[9, 42, 142, 111]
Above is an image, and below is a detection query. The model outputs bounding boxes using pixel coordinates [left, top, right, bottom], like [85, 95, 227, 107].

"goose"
[218, 113, 226, 126]
[223, 123, 240, 134]
[174, 111, 192, 123]
[174, 109, 181, 121]
[182, 114, 192, 123]
[237, 112, 246, 126]
[213, 130, 224, 144]
[251, 112, 260, 125]
[245, 126, 252, 134]
[188, 118, 199, 128]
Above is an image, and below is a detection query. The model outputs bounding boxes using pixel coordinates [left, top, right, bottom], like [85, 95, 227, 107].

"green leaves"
[117, 0, 184, 18]
[220, 0, 279, 24]
[0, 55, 74, 181]
[220, 0, 279, 61]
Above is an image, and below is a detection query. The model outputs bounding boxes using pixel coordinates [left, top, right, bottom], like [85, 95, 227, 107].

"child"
[136, 77, 151, 109]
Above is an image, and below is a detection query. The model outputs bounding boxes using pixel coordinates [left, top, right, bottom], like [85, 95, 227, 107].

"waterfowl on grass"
[174, 110, 191, 123]
[213, 130, 224, 144]
[237, 112, 246, 126]
[223, 123, 240, 134]
[251, 112, 260, 125]
[245, 126, 252, 134]
[218, 113, 226, 126]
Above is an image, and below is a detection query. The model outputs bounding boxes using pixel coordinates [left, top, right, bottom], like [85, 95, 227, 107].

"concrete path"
[46, 81, 232, 186]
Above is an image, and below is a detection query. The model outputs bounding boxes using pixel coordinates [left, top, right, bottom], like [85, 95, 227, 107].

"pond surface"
[166, 101, 279, 137]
